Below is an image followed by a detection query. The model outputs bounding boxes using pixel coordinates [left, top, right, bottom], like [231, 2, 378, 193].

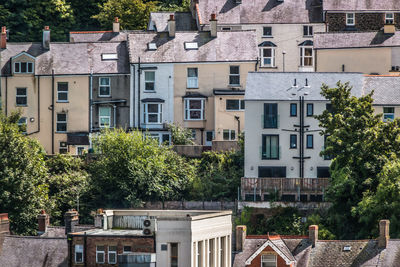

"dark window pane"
[226, 100, 239, 110]
[258, 166, 286, 178]
[230, 66, 239, 74]
[307, 103, 314, 116]
[15, 63, 20, 72]
[190, 110, 201, 119]
[290, 134, 297, 148]
[145, 82, 154, 91]
[206, 131, 213, 141]
[317, 167, 330, 178]
[290, 103, 297, 116]
[58, 82, 68, 91]
[306, 134, 313, 148]
[264, 103, 278, 128]
[28, 62, 33, 73]
[16, 97, 27, 105]
[263, 27, 272, 36]
[148, 104, 159, 113]
[240, 100, 245, 110]
[189, 100, 201, 109]
[223, 130, 230, 140]
[262, 135, 279, 159]
[17, 88, 26, 95]
[148, 114, 158, 122]
[21, 62, 27, 72]
[57, 113, 66, 121]
[229, 75, 240, 85]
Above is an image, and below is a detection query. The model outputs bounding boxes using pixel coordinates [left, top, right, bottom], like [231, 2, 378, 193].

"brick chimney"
[42, 26, 50, 50]
[37, 210, 50, 235]
[384, 24, 395, 35]
[168, 14, 176, 38]
[309, 225, 318, 248]
[1, 26, 6, 49]
[236, 225, 247, 251]
[113, 17, 120, 33]
[64, 209, 79, 235]
[210, 14, 217, 38]
[378, 220, 390, 249]
[94, 209, 104, 228]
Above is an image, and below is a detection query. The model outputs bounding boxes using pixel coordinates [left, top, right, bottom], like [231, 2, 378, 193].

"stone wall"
[326, 13, 400, 32]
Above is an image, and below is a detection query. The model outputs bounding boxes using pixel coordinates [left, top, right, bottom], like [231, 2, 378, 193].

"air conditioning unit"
[60, 142, 67, 147]
[142, 219, 157, 235]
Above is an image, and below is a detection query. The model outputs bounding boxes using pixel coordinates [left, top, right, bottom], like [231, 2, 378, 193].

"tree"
[315, 81, 400, 239]
[45, 154, 89, 225]
[88, 129, 195, 208]
[168, 123, 194, 145]
[93, 0, 158, 30]
[0, 112, 48, 235]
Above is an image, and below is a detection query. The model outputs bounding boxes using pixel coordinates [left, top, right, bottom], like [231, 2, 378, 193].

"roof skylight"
[148, 43, 157, 50]
[184, 42, 198, 50]
[101, 53, 118, 60]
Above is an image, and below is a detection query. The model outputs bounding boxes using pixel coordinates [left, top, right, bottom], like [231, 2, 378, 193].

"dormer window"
[101, 53, 118, 60]
[385, 13, 394, 24]
[184, 42, 198, 50]
[148, 42, 157, 50]
[14, 62, 33, 74]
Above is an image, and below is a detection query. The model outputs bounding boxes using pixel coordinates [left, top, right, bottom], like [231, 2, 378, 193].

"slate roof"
[69, 31, 128, 42]
[196, 0, 323, 25]
[148, 12, 197, 32]
[245, 72, 364, 101]
[314, 31, 400, 49]
[0, 236, 68, 267]
[364, 76, 400, 105]
[127, 31, 258, 63]
[323, 0, 400, 11]
[0, 41, 129, 75]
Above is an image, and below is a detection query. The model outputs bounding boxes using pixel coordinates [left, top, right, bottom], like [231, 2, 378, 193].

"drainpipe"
[89, 70, 93, 133]
[235, 116, 240, 135]
[51, 69, 55, 154]
[68, 235, 72, 267]
[5, 76, 7, 116]
[137, 57, 141, 128]
[130, 65, 135, 128]
[83, 232, 87, 267]
[27, 76, 40, 135]
[113, 105, 116, 128]
[299, 96, 305, 179]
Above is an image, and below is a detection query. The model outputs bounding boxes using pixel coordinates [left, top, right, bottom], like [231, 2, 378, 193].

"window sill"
[306, 147, 314, 149]
[184, 119, 206, 121]
[226, 109, 244, 112]
[261, 158, 280, 160]
[187, 87, 199, 89]
[56, 101, 69, 103]
[259, 66, 278, 69]
[143, 90, 156, 93]
[228, 84, 241, 88]
[98, 95, 111, 98]
[16, 105, 28, 107]
[303, 35, 313, 38]
[262, 36, 273, 38]
[55, 131, 67, 134]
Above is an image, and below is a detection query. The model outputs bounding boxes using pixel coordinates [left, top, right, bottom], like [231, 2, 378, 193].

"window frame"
[290, 103, 297, 117]
[229, 65, 240, 86]
[306, 134, 314, 149]
[170, 243, 178, 267]
[75, 244, 84, 264]
[300, 46, 314, 67]
[144, 71, 156, 91]
[123, 246, 132, 253]
[143, 102, 163, 124]
[59, 141, 68, 154]
[260, 48, 276, 67]
[18, 117, 27, 134]
[108, 246, 117, 264]
[57, 82, 69, 102]
[223, 129, 236, 141]
[306, 103, 314, 117]
[383, 107, 395, 122]
[184, 98, 205, 121]
[187, 68, 199, 89]
[262, 134, 279, 160]
[96, 245, 105, 264]
[262, 26, 272, 37]
[385, 13, 394, 24]
[303, 25, 313, 37]
[16, 87, 27, 106]
[76, 146, 85, 156]
[346, 13, 355, 26]
[226, 99, 244, 111]
[261, 254, 277, 267]
[99, 106, 112, 128]
[290, 134, 297, 149]
[14, 62, 33, 74]
[56, 113, 67, 133]
[264, 103, 278, 129]
[99, 77, 111, 97]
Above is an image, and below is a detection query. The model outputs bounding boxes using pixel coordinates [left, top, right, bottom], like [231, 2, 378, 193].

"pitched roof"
[69, 31, 128, 42]
[314, 31, 400, 49]
[0, 236, 68, 267]
[323, 0, 400, 11]
[245, 72, 364, 101]
[127, 31, 258, 63]
[364, 76, 400, 105]
[148, 12, 197, 32]
[197, 0, 323, 25]
[0, 41, 129, 75]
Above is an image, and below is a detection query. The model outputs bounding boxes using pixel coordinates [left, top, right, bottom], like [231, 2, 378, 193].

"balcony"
[241, 177, 329, 202]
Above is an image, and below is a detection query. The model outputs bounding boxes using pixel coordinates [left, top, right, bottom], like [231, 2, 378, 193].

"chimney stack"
[210, 14, 217, 38]
[94, 209, 104, 228]
[309, 225, 318, 248]
[236, 225, 247, 251]
[378, 220, 390, 249]
[113, 17, 120, 33]
[37, 210, 50, 235]
[1, 26, 6, 49]
[168, 14, 176, 38]
[64, 209, 79, 235]
[42, 26, 50, 50]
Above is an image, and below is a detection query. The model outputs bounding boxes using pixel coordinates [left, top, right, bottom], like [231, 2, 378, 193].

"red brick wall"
[247, 246, 293, 267]
[70, 235, 155, 267]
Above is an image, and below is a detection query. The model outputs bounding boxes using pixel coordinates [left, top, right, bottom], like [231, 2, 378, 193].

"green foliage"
[88, 129, 195, 208]
[93, 0, 158, 30]
[0, 112, 48, 235]
[45, 154, 89, 225]
[168, 123, 194, 145]
[305, 213, 336, 240]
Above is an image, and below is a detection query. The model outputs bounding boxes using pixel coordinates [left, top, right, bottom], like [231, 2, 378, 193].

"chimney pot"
[114, 17, 119, 23]
[1, 26, 6, 49]
[169, 14, 175, 21]
[309, 225, 318, 248]
[37, 210, 49, 235]
[211, 13, 217, 20]
[378, 220, 390, 249]
[236, 225, 247, 251]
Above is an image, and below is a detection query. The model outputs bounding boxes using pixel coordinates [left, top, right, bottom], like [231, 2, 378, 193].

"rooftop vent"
[305, 78, 310, 87]
[184, 42, 198, 50]
[343, 246, 351, 251]
[147, 43, 157, 50]
[102, 53, 118, 60]
[292, 78, 298, 87]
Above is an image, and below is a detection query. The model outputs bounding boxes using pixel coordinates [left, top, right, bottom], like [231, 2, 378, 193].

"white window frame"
[96, 245, 105, 264]
[187, 68, 198, 88]
[14, 62, 33, 74]
[303, 25, 313, 36]
[56, 113, 67, 133]
[261, 254, 277, 267]
[144, 71, 156, 91]
[385, 13, 394, 24]
[108, 246, 117, 264]
[76, 146, 85, 155]
[260, 48, 275, 67]
[75, 244, 83, 263]
[18, 117, 27, 134]
[16, 87, 27, 106]
[226, 99, 244, 111]
[99, 106, 112, 128]
[229, 66, 240, 86]
[143, 103, 162, 124]
[346, 13, 355, 26]
[184, 98, 205, 120]
[262, 26, 272, 37]
[99, 77, 111, 97]
[59, 141, 68, 154]
[223, 129, 236, 141]
[300, 46, 314, 67]
[57, 82, 68, 102]
[383, 107, 395, 122]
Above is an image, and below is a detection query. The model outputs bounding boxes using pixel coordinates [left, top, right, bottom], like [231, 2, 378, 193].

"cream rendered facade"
[174, 62, 255, 145]
[1, 73, 89, 154]
[315, 47, 393, 74]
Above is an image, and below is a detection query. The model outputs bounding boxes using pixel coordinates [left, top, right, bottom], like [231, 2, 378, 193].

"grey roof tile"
[364, 76, 400, 105]
[69, 31, 128, 42]
[314, 31, 400, 49]
[128, 31, 258, 63]
[323, 0, 400, 11]
[197, 0, 323, 25]
[149, 12, 197, 32]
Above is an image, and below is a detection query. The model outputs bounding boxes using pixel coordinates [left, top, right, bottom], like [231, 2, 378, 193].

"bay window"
[260, 47, 275, 67]
[185, 98, 205, 120]
[143, 103, 162, 124]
